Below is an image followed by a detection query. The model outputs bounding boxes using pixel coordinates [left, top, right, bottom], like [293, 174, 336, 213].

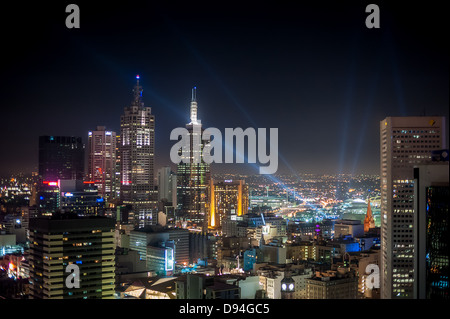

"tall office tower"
[38, 136, 85, 181]
[87, 126, 117, 201]
[28, 214, 116, 299]
[177, 87, 211, 230]
[380, 116, 446, 299]
[414, 151, 449, 299]
[120, 75, 157, 228]
[157, 166, 177, 205]
[208, 179, 249, 230]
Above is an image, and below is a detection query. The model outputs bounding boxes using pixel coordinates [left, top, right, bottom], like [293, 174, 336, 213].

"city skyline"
[0, 2, 448, 177]
[1, 1, 449, 304]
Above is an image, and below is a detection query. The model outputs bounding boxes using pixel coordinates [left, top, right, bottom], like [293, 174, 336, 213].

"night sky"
[0, 1, 448, 177]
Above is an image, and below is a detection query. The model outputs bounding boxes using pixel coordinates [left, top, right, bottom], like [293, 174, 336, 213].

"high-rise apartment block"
[380, 116, 446, 299]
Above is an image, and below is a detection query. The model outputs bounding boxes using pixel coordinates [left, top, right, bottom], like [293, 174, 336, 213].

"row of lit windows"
[393, 279, 414, 283]
[395, 139, 439, 144]
[393, 273, 412, 278]
[394, 145, 439, 151]
[393, 241, 413, 246]
[393, 129, 439, 134]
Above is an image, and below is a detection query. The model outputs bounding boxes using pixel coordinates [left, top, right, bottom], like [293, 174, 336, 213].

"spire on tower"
[192, 86, 197, 102]
[364, 198, 375, 232]
[189, 86, 199, 125]
[132, 74, 144, 107]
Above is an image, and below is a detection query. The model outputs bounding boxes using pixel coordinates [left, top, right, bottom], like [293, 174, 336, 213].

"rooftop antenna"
[189, 86, 199, 124]
[132, 74, 143, 107]
[192, 86, 197, 102]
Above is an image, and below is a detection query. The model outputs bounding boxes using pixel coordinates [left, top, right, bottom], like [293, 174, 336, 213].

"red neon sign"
[43, 181, 58, 186]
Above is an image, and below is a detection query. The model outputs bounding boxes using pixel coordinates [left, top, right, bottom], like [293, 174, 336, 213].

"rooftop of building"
[206, 281, 239, 291]
[30, 212, 108, 220]
[334, 219, 362, 225]
[123, 276, 178, 298]
[308, 269, 357, 282]
[28, 213, 115, 231]
[330, 238, 359, 245]
[131, 225, 189, 234]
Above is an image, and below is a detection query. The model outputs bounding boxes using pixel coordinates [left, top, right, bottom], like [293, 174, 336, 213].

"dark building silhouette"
[38, 136, 85, 181]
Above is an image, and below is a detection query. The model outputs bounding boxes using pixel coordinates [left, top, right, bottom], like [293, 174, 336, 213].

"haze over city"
[0, 1, 448, 177]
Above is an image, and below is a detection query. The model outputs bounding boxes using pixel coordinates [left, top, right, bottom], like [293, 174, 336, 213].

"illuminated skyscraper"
[120, 75, 157, 227]
[208, 179, 249, 230]
[87, 126, 116, 201]
[176, 87, 211, 230]
[380, 116, 446, 299]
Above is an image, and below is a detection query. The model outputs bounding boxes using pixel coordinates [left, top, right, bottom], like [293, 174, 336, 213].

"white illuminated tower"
[189, 86, 199, 125]
[87, 126, 116, 201]
[380, 116, 446, 299]
[120, 75, 157, 227]
[176, 87, 211, 230]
